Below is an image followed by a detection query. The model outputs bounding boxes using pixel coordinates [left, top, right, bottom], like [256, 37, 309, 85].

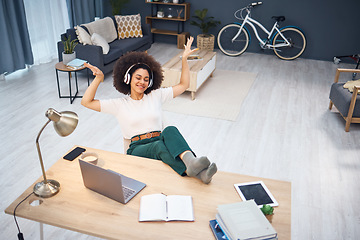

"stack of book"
[210, 200, 278, 240]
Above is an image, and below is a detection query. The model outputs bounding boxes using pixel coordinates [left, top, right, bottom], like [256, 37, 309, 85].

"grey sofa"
[57, 16, 153, 74]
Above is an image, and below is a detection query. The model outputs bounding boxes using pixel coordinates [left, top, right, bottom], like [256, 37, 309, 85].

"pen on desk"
[161, 192, 167, 196]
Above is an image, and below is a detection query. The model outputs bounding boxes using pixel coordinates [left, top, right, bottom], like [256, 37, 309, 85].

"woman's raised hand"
[182, 36, 198, 60]
[84, 62, 104, 82]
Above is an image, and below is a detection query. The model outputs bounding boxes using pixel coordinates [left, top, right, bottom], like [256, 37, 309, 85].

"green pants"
[127, 126, 192, 175]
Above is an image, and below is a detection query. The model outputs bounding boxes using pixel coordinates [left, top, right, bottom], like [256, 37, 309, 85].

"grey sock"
[196, 163, 217, 184]
[182, 152, 210, 177]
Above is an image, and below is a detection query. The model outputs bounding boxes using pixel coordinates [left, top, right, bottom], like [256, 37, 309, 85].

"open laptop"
[79, 159, 146, 204]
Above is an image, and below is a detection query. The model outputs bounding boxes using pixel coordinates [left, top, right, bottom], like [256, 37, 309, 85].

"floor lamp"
[33, 108, 78, 198]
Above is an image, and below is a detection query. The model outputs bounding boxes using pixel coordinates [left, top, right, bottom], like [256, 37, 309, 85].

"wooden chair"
[329, 68, 360, 131]
[123, 138, 131, 154]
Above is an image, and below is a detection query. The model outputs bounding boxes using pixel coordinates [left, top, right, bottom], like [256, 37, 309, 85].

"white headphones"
[124, 63, 153, 88]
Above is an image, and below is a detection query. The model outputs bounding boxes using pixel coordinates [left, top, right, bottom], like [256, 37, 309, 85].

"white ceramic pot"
[157, 11, 164, 18]
[173, 0, 179, 3]
[62, 52, 76, 65]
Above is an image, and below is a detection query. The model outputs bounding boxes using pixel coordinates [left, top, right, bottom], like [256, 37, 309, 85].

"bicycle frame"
[235, 11, 290, 49]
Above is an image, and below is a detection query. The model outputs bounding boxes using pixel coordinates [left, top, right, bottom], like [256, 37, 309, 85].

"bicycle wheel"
[217, 24, 249, 57]
[272, 27, 306, 60]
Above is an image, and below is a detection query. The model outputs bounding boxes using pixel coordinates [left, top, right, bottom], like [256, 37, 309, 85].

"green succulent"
[260, 204, 274, 215]
[190, 8, 221, 36]
[62, 35, 78, 54]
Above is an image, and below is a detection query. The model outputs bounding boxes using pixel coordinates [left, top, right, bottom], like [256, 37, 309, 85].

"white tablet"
[234, 181, 278, 207]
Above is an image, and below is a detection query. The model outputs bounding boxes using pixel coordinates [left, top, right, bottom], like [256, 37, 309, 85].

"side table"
[55, 62, 90, 104]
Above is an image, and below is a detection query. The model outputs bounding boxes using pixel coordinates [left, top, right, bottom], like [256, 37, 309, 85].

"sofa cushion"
[103, 47, 123, 65]
[103, 36, 150, 65]
[82, 17, 117, 43]
[91, 33, 110, 54]
[110, 35, 150, 52]
[115, 14, 143, 39]
[75, 26, 92, 45]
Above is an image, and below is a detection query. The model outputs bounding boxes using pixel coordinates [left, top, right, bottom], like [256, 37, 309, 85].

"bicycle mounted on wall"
[217, 2, 306, 60]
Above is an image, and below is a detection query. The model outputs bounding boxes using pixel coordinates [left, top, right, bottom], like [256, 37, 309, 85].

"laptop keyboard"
[123, 186, 135, 200]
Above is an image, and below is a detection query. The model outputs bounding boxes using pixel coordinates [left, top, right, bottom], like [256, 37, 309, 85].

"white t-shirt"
[100, 87, 173, 139]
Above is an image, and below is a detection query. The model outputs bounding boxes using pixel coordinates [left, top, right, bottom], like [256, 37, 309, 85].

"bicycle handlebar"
[250, 2, 262, 7]
[235, 2, 263, 20]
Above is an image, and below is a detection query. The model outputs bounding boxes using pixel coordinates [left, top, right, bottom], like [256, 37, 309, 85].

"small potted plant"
[62, 35, 78, 65]
[157, 8, 165, 18]
[260, 204, 274, 223]
[190, 8, 221, 51]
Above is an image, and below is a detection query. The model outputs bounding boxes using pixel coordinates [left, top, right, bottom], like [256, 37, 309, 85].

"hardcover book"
[216, 200, 277, 240]
[66, 58, 88, 67]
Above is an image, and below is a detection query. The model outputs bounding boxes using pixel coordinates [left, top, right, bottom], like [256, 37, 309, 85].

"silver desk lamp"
[33, 108, 78, 198]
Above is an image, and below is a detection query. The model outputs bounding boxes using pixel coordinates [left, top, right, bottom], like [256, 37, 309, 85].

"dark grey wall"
[122, 0, 360, 61]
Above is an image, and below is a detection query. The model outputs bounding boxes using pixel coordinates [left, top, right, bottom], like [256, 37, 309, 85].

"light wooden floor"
[1, 43, 359, 240]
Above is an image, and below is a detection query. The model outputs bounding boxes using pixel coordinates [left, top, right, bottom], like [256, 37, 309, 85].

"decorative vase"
[196, 34, 215, 51]
[173, 0, 179, 3]
[167, 7, 174, 18]
[62, 52, 76, 65]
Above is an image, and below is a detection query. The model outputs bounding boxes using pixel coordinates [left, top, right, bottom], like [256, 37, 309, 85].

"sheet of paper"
[139, 193, 167, 221]
[167, 195, 194, 221]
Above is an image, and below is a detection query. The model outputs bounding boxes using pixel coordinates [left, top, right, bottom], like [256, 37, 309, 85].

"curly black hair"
[113, 52, 164, 95]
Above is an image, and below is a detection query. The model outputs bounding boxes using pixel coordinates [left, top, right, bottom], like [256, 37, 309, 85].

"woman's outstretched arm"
[81, 62, 104, 112]
[172, 36, 199, 98]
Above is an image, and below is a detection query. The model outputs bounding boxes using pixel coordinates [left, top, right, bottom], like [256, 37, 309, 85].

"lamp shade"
[46, 108, 78, 137]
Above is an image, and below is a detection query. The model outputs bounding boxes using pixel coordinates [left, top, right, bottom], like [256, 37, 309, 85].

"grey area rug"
[162, 70, 257, 121]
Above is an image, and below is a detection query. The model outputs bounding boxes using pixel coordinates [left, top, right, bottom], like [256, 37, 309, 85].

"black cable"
[13, 192, 34, 240]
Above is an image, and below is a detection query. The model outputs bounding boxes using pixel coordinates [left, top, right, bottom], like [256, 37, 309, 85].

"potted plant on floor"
[62, 35, 78, 65]
[261, 204, 274, 223]
[190, 8, 221, 51]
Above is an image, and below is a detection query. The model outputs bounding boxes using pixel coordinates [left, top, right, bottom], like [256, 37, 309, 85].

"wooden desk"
[5, 146, 291, 239]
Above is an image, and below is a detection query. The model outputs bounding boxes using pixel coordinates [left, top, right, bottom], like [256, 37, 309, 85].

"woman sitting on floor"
[81, 37, 217, 184]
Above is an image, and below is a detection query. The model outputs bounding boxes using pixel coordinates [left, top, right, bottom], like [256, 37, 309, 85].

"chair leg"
[345, 119, 351, 132]
[344, 86, 359, 132]
[329, 100, 333, 110]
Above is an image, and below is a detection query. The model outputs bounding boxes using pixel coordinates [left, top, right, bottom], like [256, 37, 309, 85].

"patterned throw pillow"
[115, 14, 143, 39]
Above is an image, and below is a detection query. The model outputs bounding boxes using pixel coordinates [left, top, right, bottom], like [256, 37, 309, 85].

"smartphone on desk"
[63, 147, 86, 161]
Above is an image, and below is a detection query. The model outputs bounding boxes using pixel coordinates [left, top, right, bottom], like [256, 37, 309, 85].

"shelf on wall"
[151, 28, 179, 36]
[146, 16, 187, 22]
[145, 1, 190, 48]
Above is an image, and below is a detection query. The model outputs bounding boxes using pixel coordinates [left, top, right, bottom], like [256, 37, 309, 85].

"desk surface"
[5, 146, 291, 240]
